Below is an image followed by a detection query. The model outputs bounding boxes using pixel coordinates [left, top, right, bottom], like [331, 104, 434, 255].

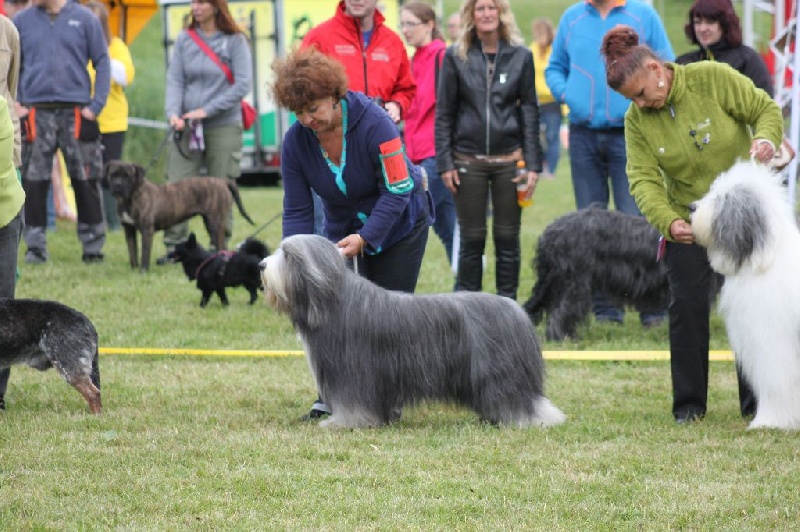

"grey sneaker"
[25, 249, 48, 264]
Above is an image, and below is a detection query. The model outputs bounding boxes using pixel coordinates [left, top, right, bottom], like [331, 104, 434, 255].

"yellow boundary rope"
[99, 347, 734, 362]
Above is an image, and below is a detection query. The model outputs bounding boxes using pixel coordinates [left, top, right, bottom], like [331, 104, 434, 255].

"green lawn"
[1, 2, 797, 529]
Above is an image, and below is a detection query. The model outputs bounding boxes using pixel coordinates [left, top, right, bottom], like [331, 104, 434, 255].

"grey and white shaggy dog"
[0, 299, 101, 413]
[523, 206, 669, 341]
[259, 234, 566, 429]
[691, 160, 800, 430]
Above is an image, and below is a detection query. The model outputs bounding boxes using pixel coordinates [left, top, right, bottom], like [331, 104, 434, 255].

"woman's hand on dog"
[337, 234, 366, 259]
[670, 219, 695, 244]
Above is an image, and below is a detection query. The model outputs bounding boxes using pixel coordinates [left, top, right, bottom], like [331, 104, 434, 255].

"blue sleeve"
[87, 15, 110, 115]
[281, 129, 316, 238]
[358, 109, 414, 251]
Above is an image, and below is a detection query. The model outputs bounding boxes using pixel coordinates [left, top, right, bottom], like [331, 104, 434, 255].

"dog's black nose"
[688, 203, 697, 213]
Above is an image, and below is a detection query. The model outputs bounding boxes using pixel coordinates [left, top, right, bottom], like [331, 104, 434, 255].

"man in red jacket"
[302, 0, 415, 124]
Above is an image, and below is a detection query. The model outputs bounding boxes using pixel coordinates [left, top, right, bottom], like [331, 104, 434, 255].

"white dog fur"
[692, 160, 800, 429]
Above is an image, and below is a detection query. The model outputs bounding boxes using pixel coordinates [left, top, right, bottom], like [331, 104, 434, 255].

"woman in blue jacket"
[271, 47, 432, 420]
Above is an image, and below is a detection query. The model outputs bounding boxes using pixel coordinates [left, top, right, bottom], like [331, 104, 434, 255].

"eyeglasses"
[400, 21, 423, 28]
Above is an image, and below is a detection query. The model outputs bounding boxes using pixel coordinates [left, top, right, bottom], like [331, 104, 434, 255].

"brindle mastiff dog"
[104, 161, 255, 271]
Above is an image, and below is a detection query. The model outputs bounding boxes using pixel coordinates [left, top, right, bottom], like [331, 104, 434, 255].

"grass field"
[1, 1, 798, 529]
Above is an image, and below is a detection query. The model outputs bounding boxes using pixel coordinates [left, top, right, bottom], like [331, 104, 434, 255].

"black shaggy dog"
[0, 299, 101, 413]
[172, 233, 269, 307]
[523, 207, 670, 341]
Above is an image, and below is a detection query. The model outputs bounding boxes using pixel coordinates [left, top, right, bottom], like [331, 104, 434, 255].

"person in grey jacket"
[160, 0, 252, 261]
[14, 0, 110, 264]
[435, 0, 542, 301]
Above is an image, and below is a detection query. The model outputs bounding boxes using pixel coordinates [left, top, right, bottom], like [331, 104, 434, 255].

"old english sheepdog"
[691, 160, 800, 430]
[523, 206, 671, 341]
[259, 234, 566, 429]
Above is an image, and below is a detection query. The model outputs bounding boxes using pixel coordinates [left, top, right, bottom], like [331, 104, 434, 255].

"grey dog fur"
[104, 161, 255, 271]
[523, 206, 670, 341]
[260, 234, 565, 429]
[0, 299, 101, 413]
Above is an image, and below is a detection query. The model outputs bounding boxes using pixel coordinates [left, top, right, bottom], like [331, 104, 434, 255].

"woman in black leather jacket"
[676, 0, 773, 96]
[435, 0, 542, 300]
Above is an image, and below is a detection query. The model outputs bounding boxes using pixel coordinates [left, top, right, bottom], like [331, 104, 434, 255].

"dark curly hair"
[601, 26, 660, 91]
[684, 0, 743, 48]
[270, 47, 349, 113]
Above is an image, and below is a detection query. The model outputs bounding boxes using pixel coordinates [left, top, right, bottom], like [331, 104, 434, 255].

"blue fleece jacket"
[546, 0, 674, 129]
[14, 1, 110, 115]
[281, 91, 427, 254]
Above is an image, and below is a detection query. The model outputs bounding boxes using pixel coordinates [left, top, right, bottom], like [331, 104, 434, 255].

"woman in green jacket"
[601, 26, 783, 424]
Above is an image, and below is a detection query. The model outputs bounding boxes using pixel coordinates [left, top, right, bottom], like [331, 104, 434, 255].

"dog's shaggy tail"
[227, 182, 256, 226]
[522, 265, 555, 325]
[238, 238, 270, 259]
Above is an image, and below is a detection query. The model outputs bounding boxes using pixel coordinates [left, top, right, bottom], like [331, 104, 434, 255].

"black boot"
[737, 365, 758, 417]
[495, 236, 520, 300]
[455, 238, 485, 292]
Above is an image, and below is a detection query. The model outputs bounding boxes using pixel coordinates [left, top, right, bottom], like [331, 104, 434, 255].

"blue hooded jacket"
[281, 91, 429, 254]
[546, 0, 674, 129]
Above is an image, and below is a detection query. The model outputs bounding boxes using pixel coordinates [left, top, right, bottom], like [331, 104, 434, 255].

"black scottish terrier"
[172, 233, 269, 307]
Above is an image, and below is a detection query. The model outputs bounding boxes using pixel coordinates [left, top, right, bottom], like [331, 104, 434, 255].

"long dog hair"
[523, 206, 670, 340]
[691, 160, 800, 430]
[260, 234, 565, 429]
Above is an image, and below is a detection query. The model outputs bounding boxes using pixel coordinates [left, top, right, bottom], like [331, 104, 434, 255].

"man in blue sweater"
[546, 0, 674, 325]
[14, 0, 110, 264]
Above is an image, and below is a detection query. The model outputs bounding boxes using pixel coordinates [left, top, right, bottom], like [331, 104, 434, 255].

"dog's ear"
[187, 233, 197, 246]
[133, 163, 146, 180]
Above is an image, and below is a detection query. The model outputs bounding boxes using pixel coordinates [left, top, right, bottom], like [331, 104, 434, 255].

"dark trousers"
[452, 158, 521, 299]
[353, 204, 429, 293]
[664, 241, 756, 418]
[22, 107, 106, 255]
[101, 131, 126, 230]
[0, 209, 23, 397]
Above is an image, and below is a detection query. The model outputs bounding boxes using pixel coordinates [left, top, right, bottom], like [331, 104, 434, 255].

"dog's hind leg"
[71, 378, 102, 414]
[247, 286, 258, 305]
[546, 282, 592, 341]
[216, 288, 229, 306]
[200, 290, 212, 307]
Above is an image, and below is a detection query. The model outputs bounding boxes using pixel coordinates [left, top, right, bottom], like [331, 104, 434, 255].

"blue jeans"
[540, 103, 562, 175]
[569, 124, 663, 324]
[420, 157, 456, 264]
[568, 124, 640, 214]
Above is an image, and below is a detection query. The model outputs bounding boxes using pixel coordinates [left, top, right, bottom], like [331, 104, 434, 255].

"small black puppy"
[0, 299, 101, 413]
[172, 233, 270, 307]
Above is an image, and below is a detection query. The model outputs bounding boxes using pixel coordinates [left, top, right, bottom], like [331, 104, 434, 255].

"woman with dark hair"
[400, 1, 456, 265]
[435, 0, 542, 300]
[270, 47, 432, 420]
[160, 0, 252, 261]
[676, 0, 773, 96]
[601, 25, 783, 424]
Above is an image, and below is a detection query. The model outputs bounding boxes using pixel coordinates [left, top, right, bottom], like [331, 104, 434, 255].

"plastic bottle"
[516, 160, 533, 208]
